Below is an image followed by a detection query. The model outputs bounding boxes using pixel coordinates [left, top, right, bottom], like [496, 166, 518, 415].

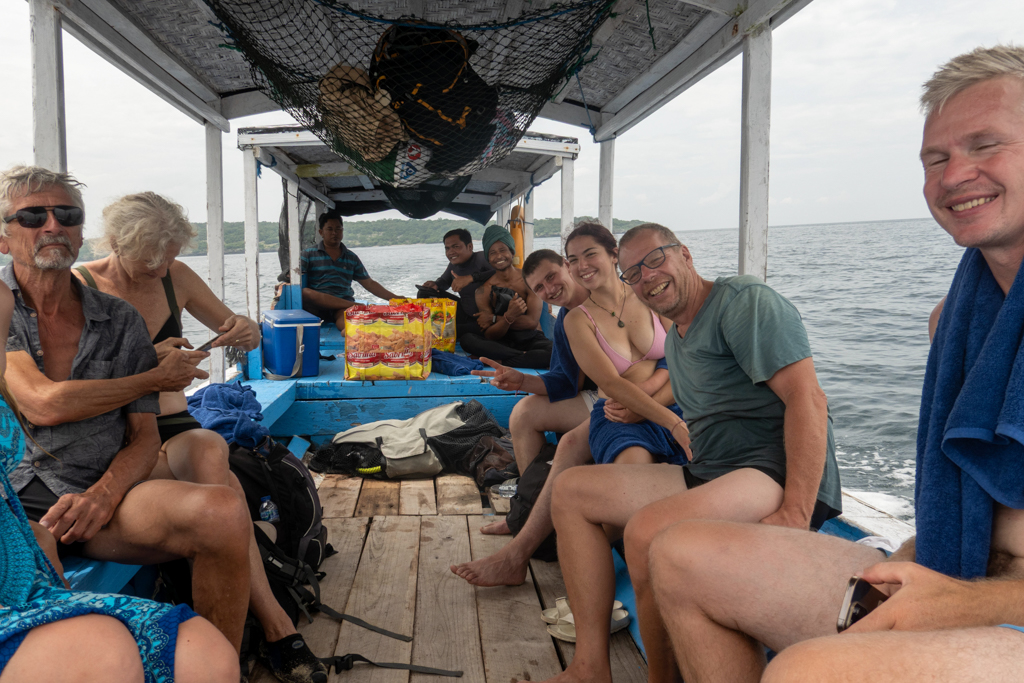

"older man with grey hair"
[642, 45, 1024, 683]
[0, 166, 264, 660]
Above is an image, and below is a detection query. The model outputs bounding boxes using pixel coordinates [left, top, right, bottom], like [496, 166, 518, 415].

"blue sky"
[1, 0, 1023, 235]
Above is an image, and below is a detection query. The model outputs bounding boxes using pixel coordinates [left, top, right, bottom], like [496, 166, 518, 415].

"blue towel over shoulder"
[917, 248, 1024, 579]
[541, 308, 583, 401]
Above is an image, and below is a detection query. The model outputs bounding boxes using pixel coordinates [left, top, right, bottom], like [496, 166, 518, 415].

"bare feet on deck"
[480, 518, 511, 535]
[449, 545, 529, 586]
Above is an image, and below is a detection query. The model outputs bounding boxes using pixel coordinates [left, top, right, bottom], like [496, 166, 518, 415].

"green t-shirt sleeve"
[720, 283, 813, 385]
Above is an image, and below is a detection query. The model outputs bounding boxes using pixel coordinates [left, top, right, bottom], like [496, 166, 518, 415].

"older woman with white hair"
[75, 192, 329, 683]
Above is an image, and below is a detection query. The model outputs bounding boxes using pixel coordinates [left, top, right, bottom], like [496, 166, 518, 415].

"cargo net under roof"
[205, 0, 612, 218]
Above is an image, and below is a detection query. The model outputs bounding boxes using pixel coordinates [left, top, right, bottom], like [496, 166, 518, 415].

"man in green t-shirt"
[542, 223, 841, 683]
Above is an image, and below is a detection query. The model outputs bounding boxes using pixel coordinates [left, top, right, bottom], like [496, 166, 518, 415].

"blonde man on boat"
[74, 191, 329, 683]
[647, 45, 1024, 683]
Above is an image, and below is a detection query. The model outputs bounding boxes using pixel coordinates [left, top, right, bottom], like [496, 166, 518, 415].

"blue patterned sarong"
[0, 395, 197, 681]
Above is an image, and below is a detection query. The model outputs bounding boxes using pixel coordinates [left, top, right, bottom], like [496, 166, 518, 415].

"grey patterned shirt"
[2, 264, 160, 496]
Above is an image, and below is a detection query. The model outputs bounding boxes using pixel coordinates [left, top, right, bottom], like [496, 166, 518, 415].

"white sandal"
[541, 596, 623, 624]
[545, 608, 631, 643]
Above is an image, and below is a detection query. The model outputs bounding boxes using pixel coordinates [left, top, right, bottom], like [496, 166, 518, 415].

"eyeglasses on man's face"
[2, 205, 84, 229]
[619, 244, 681, 285]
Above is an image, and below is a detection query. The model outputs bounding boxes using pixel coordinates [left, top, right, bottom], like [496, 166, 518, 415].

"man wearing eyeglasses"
[0, 166, 261, 658]
[536, 222, 842, 683]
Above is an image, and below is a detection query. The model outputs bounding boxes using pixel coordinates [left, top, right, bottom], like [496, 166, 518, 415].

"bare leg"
[451, 410, 592, 586]
[479, 394, 564, 536]
[648, 520, 884, 683]
[79, 480, 252, 652]
[0, 614, 144, 683]
[624, 469, 783, 683]
[612, 445, 655, 464]
[174, 616, 242, 683]
[763, 627, 1024, 683]
[152, 430, 297, 641]
[544, 466, 788, 683]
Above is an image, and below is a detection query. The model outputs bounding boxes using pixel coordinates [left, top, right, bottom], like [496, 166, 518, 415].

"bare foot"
[480, 518, 511, 535]
[450, 544, 529, 586]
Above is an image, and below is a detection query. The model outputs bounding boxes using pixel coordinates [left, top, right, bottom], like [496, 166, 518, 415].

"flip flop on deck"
[541, 596, 622, 624]
[546, 608, 631, 643]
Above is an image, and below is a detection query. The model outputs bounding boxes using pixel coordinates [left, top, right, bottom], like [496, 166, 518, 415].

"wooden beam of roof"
[595, 0, 806, 142]
[240, 128, 580, 158]
[52, 0, 229, 131]
[471, 168, 531, 186]
[680, 0, 743, 14]
[59, 17, 203, 127]
[251, 146, 335, 208]
[78, 0, 218, 100]
[600, 12, 726, 115]
[488, 156, 559, 211]
[294, 162, 356, 178]
[221, 90, 280, 119]
[328, 189, 495, 206]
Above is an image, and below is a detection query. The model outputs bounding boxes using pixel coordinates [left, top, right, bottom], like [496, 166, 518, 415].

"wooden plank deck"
[249, 473, 649, 683]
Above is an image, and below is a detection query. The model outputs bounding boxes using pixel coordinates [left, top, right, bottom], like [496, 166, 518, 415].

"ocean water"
[176, 217, 963, 521]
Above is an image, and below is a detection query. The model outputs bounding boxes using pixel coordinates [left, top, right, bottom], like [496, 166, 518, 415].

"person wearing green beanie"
[460, 223, 552, 369]
[482, 223, 516, 260]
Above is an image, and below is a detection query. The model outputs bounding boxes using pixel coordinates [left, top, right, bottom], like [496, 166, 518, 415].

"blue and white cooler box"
[261, 309, 321, 379]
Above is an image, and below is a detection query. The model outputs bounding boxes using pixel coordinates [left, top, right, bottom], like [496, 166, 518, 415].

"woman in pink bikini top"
[563, 223, 690, 465]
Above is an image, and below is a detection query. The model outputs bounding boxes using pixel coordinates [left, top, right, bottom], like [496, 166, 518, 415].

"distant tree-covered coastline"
[182, 216, 648, 256]
[0, 216, 647, 266]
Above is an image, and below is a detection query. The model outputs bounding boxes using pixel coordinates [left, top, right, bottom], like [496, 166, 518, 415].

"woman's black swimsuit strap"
[153, 272, 183, 344]
[75, 266, 183, 344]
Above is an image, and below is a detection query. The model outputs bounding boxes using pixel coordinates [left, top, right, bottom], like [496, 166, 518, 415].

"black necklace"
[587, 283, 627, 327]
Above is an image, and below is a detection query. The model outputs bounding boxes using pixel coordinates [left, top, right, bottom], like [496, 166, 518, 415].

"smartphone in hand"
[837, 577, 888, 632]
[196, 333, 229, 353]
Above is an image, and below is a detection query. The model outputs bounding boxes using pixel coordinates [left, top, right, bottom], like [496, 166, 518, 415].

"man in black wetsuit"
[419, 228, 493, 337]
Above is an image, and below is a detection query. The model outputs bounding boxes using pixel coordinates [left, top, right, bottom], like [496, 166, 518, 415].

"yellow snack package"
[390, 297, 457, 352]
[344, 304, 432, 380]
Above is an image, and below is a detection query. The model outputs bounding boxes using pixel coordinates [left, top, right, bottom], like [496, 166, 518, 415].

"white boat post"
[286, 180, 302, 309]
[205, 121, 226, 382]
[599, 138, 614, 231]
[559, 155, 575, 247]
[30, 0, 67, 172]
[242, 147, 262, 377]
[738, 24, 772, 281]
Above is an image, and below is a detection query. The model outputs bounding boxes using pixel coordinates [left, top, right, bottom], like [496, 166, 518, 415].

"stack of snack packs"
[344, 304, 432, 380]
[390, 298, 457, 352]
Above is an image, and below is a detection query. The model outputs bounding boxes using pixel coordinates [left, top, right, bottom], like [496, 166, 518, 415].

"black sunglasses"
[2, 205, 84, 229]
[619, 244, 681, 285]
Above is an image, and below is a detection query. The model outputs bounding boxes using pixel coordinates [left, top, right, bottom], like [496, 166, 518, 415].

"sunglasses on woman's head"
[2, 206, 84, 229]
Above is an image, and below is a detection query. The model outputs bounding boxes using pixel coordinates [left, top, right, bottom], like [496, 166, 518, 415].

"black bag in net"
[371, 25, 498, 175]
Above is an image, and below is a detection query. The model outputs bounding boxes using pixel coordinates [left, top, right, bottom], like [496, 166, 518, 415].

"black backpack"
[228, 439, 329, 570]
[505, 443, 557, 562]
[371, 24, 498, 174]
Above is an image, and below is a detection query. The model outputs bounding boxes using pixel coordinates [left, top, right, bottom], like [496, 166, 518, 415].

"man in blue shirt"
[301, 214, 398, 332]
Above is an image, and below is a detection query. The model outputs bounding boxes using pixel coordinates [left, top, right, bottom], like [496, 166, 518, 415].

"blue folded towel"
[187, 380, 270, 450]
[917, 248, 1024, 579]
[589, 399, 686, 465]
[431, 350, 486, 376]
